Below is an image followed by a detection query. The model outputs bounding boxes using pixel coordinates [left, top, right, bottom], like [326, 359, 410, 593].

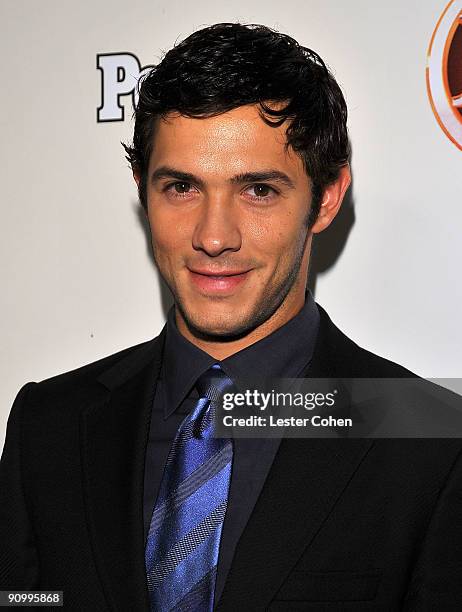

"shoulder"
[13, 329, 165, 416]
[315, 303, 416, 378]
[315, 303, 462, 437]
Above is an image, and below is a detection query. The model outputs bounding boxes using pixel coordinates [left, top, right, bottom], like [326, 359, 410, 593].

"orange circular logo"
[427, 0, 462, 150]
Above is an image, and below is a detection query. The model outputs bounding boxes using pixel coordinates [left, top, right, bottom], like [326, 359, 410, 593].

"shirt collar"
[161, 291, 320, 418]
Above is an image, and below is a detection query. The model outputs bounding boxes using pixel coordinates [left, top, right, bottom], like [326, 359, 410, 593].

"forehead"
[149, 104, 307, 180]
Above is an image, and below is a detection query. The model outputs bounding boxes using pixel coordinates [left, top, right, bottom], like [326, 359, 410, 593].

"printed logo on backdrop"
[97, 53, 153, 122]
[427, 1, 462, 150]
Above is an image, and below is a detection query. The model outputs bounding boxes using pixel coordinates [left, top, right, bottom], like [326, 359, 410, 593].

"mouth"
[187, 267, 252, 294]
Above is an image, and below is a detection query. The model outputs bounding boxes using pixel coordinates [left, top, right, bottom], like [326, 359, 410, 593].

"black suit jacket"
[1, 305, 462, 611]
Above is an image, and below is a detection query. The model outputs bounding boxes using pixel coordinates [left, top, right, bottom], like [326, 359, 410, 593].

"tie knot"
[195, 364, 235, 403]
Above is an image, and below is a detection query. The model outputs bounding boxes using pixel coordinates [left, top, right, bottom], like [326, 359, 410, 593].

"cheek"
[148, 209, 190, 259]
[246, 209, 307, 257]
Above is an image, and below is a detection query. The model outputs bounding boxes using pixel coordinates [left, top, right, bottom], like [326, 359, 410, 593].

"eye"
[164, 181, 198, 199]
[245, 183, 278, 200]
[172, 181, 193, 194]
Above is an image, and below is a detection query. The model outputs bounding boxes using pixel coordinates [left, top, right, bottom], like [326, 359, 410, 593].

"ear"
[133, 168, 141, 189]
[132, 168, 149, 217]
[310, 164, 351, 234]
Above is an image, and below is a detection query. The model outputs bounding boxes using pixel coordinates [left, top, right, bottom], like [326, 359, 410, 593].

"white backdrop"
[1, 0, 461, 450]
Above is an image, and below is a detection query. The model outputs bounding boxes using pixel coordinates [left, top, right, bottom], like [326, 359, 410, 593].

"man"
[1, 22, 462, 611]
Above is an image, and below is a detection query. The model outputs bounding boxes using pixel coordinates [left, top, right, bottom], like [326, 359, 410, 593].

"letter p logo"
[97, 53, 153, 122]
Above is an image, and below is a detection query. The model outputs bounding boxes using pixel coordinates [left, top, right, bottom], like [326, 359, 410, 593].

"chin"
[182, 305, 260, 340]
[191, 316, 248, 338]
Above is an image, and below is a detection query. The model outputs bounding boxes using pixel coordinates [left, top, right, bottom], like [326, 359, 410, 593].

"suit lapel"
[216, 306, 375, 611]
[80, 330, 165, 612]
[216, 438, 373, 611]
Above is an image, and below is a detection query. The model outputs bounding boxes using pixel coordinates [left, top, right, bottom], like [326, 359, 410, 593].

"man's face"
[144, 104, 313, 338]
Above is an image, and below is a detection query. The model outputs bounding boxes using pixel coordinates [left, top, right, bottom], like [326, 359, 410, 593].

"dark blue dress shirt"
[143, 291, 320, 602]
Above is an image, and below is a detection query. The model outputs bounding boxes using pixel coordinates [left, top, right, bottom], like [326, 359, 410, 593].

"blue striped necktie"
[145, 364, 234, 611]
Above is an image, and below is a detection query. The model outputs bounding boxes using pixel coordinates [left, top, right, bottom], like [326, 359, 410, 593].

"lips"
[189, 268, 250, 277]
[188, 267, 251, 294]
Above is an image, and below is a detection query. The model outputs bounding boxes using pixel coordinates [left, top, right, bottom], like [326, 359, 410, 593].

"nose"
[192, 193, 242, 257]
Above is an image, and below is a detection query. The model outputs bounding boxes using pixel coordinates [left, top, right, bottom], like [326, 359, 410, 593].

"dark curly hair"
[123, 22, 350, 228]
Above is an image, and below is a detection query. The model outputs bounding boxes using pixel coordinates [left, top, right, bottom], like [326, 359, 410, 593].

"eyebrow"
[150, 166, 296, 190]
